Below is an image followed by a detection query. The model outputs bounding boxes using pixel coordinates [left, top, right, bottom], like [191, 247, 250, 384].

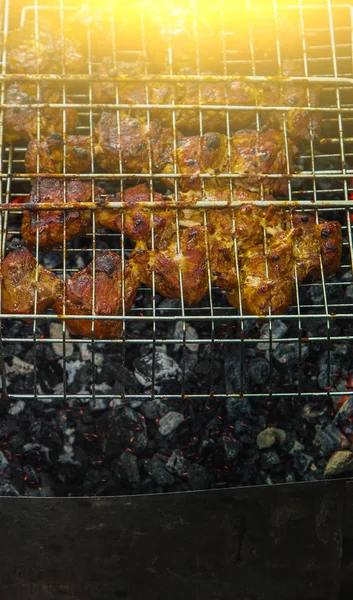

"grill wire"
[0, 0, 353, 409]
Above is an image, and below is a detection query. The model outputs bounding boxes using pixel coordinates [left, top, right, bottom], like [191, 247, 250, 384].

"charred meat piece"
[4, 83, 78, 143]
[131, 226, 209, 305]
[93, 58, 258, 134]
[292, 212, 343, 279]
[230, 129, 298, 195]
[226, 208, 342, 315]
[261, 60, 322, 146]
[21, 179, 106, 251]
[25, 134, 92, 174]
[55, 251, 139, 339]
[94, 112, 175, 175]
[0, 247, 62, 317]
[7, 20, 85, 74]
[97, 184, 176, 249]
[232, 229, 300, 316]
[94, 114, 297, 194]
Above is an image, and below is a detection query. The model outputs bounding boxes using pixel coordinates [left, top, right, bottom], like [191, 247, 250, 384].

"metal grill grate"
[0, 0, 353, 409]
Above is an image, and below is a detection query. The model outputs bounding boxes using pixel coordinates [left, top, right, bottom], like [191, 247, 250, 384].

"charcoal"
[0, 482, 21, 496]
[226, 396, 251, 419]
[256, 427, 286, 449]
[99, 407, 148, 457]
[134, 345, 181, 391]
[224, 352, 249, 394]
[166, 450, 188, 477]
[0, 211, 351, 496]
[260, 320, 288, 340]
[248, 358, 270, 384]
[186, 463, 211, 490]
[158, 411, 184, 436]
[223, 437, 243, 463]
[313, 424, 350, 457]
[115, 452, 141, 486]
[143, 456, 175, 486]
[334, 397, 353, 436]
[140, 400, 167, 420]
[324, 450, 353, 477]
[293, 452, 314, 475]
[23, 464, 41, 488]
[261, 450, 281, 470]
[273, 342, 309, 365]
[0, 451, 9, 473]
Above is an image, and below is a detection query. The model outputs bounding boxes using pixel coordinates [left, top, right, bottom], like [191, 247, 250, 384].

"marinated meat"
[96, 183, 176, 249]
[4, 83, 78, 143]
[21, 179, 106, 250]
[131, 226, 209, 304]
[94, 113, 298, 194]
[0, 246, 62, 316]
[260, 61, 322, 146]
[7, 20, 85, 74]
[93, 58, 258, 134]
[55, 251, 139, 339]
[94, 112, 175, 175]
[25, 134, 92, 174]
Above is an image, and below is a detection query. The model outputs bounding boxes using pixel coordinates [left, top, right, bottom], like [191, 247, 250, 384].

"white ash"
[324, 450, 353, 477]
[174, 321, 199, 352]
[158, 411, 184, 436]
[0, 451, 9, 471]
[257, 320, 288, 353]
[256, 427, 286, 450]
[5, 356, 34, 375]
[50, 322, 74, 358]
[134, 345, 181, 391]
[8, 400, 26, 416]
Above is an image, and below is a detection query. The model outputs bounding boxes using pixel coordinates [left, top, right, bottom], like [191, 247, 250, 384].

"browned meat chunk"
[21, 179, 106, 250]
[94, 112, 175, 175]
[25, 134, 92, 174]
[7, 20, 85, 74]
[4, 84, 78, 143]
[93, 58, 258, 134]
[94, 113, 298, 194]
[97, 184, 176, 248]
[55, 252, 139, 339]
[131, 226, 208, 304]
[230, 129, 299, 195]
[260, 60, 322, 147]
[0, 246, 62, 316]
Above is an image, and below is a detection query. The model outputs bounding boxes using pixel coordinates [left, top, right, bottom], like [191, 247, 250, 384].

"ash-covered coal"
[2, 288, 353, 496]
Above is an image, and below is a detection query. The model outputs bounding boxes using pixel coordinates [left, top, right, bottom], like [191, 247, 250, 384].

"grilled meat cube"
[97, 184, 176, 249]
[4, 83, 78, 143]
[55, 252, 139, 339]
[230, 129, 299, 195]
[260, 60, 322, 147]
[94, 114, 297, 194]
[167, 132, 229, 192]
[174, 75, 258, 134]
[21, 179, 106, 251]
[25, 134, 92, 174]
[226, 210, 342, 316]
[131, 226, 209, 305]
[232, 229, 300, 316]
[93, 58, 257, 134]
[0, 247, 62, 316]
[292, 212, 343, 279]
[92, 58, 172, 107]
[94, 112, 175, 175]
[7, 20, 85, 74]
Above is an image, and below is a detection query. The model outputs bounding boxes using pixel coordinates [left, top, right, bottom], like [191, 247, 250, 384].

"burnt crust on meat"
[55, 251, 139, 339]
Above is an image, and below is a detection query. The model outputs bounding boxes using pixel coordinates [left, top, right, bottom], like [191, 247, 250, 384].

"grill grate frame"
[0, 0, 352, 406]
